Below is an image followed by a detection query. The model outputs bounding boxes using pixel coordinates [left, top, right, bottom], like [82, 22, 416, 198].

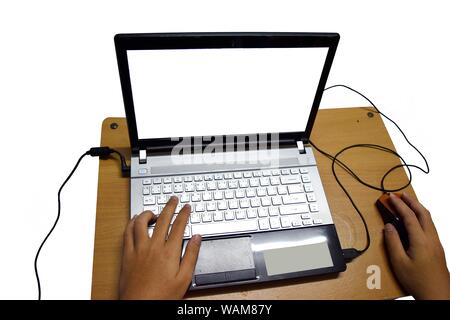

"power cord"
[34, 147, 129, 300]
[312, 84, 430, 262]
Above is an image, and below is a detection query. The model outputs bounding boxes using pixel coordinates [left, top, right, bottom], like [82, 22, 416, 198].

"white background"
[129, 47, 328, 138]
[0, 0, 448, 300]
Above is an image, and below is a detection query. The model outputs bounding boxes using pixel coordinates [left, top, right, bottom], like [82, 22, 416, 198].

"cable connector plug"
[343, 248, 362, 263]
[87, 147, 114, 158]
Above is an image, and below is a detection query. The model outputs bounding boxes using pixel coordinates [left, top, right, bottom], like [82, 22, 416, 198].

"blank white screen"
[127, 47, 328, 139]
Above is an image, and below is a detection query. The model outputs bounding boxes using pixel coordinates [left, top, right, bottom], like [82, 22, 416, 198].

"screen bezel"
[114, 32, 339, 152]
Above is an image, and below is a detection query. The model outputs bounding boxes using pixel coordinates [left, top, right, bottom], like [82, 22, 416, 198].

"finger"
[133, 211, 157, 248]
[401, 193, 437, 235]
[384, 223, 409, 263]
[388, 193, 424, 242]
[178, 234, 202, 286]
[167, 204, 191, 249]
[152, 196, 179, 244]
[123, 215, 137, 255]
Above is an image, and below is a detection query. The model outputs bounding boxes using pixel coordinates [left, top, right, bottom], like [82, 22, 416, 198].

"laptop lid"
[114, 32, 339, 154]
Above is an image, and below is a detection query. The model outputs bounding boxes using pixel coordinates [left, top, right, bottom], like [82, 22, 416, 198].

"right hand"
[384, 192, 450, 299]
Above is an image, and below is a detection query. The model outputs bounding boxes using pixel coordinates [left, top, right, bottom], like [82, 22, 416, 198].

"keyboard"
[139, 167, 327, 239]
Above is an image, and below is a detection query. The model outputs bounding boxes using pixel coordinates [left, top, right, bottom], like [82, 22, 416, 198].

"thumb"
[384, 223, 409, 265]
[178, 235, 202, 285]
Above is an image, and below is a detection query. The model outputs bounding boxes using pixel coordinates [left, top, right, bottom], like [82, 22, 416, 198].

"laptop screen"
[127, 47, 329, 140]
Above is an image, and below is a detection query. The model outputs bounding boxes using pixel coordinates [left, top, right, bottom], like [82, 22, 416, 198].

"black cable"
[34, 147, 129, 300]
[311, 84, 430, 261]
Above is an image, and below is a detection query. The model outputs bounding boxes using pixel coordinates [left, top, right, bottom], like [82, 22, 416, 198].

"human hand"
[119, 196, 202, 299]
[384, 192, 450, 299]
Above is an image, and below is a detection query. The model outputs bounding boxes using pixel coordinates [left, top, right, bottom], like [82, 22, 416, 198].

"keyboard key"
[190, 213, 201, 223]
[270, 177, 280, 185]
[271, 196, 282, 206]
[229, 200, 239, 209]
[143, 179, 152, 185]
[243, 172, 252, 178]
[180, 194, 190, 203]
[270, 217, 281, 229]
[163, 177, 172, 183]
[229, 181, 238, 189]
[194, 175, 203, 181]
[253, 171, 262, 177]
[214, 191, 223, 200]
[235, 210, 247, 219]
[233, 172, 243, 179]
[260, 177, 270, 186]
[313, 218, 323, 225]
[173, 176, 183, 183]
[301, 174, 311, 183]
[195, 182, 206, 191]
[224, 211, 235, 220]
[277, 186, 288, 195]
[202, 192, 212, 201]
[250, 198, 261, 207]
[269, 207, 279, 216]
[281, 169, 290, 175]
[304, 184, 314, 192]
[261, 198, 272, 206]
[235, 190, 245, 198]
[143, 196, 156, 205]
[213, 211, 223, 221]
[191, 193, 201, 202]
[185, 183, 194, 192]
[301, 214, 311, 220]
[144, 205, 159, 215]
[202, 212, 212, 222]
[280, 216, 291, 228]
[173, 184, 183, 193]
[214, 173, 223, 180]
[143, 187, 150, 195]
[307, 193, 316, 202]
[195, 203, 205, 212]
[163, 184, 173, 194]
[218, 181, 228, 190]
[300, 168, 309, 174]
[246, 188, 256, 197]
[206, 202, 216, 211]
[204, 174, 213, 181]
[290, 168, 300, 174]
[267, 186, 277, 196]
[217, 200, 227, 210]
[192, 220, 258, 236]
[249, 178, 259, 187]
[184, 176, 193, 182]
[272, 169, 281, 176]
[151, 185, 161, 194]
[240, 199, 250, 208]
[309, 203, 319, 212]
[258, 218, 270, 230]
[224, 190, 234, 199]
[157, 195, 169, 204]
[224, 173, 233, 179]
[288, 185, 303, 194]
[280, 204, 309, 215]
[153, 178, 162, 184]
[239, 179, 249, 188]
[247, 208, 257, 218]
[207, 181, 217, 190]
[303, 219, 313, 226]
[282, 194, 307, 204]
[184, 226, 191, 237]
[256, 187, 266, 197]
[281, 176, 302, 184]
[258, 207, 269, 217]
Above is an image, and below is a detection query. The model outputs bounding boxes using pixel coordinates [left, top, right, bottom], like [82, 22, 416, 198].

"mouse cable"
[34, 146, 130, 300]
[310, 84, 430, 262]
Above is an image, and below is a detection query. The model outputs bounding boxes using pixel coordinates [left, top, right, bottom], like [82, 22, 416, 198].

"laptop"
[114, 32, 346, 290]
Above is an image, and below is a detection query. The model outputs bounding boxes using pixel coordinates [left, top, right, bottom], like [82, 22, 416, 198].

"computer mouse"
[376, 193, 409, 250]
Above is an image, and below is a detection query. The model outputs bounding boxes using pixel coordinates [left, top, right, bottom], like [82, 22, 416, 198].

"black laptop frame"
[114, 32, 340, 154]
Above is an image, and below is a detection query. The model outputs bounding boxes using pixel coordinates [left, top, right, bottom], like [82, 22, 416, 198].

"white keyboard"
[139, 167, 325, 238]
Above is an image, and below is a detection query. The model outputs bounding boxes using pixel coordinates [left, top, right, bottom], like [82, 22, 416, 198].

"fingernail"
[184, 204, 191, 211]
[170, 195, 178, 201]
[192, 234, 202, 245]
[384, 223, 394, 232]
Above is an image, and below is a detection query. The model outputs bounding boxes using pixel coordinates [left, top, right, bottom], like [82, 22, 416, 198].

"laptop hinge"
[296, 141, 306, 154]
[139, 149, 147, 164]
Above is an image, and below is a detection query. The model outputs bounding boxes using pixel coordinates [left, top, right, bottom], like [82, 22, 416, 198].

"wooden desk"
[92, 107, 413, 299]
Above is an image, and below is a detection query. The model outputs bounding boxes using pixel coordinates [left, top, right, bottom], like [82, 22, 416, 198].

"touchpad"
[194, 237, 256, 286]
